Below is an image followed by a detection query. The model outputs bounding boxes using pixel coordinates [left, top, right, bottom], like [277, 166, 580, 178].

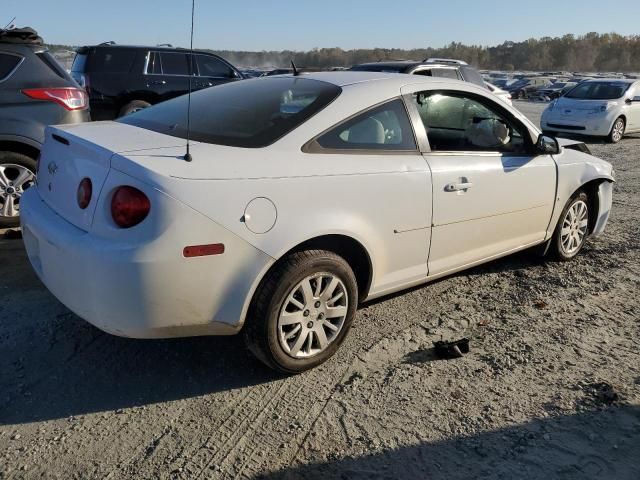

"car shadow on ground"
[256, 405, 640, 480]
[0, 240, 281, 425]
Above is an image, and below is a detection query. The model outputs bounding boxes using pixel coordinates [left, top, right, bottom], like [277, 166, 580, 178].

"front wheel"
[608, 117, 625, 143]
[244, 250, 358, 373]
[550, 192, 590, 261]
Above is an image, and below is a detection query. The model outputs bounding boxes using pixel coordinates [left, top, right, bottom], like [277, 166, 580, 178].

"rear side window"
[459, 66, 485, 87]
[431, 68, 461, 80]
[159, 52, 190, 75]
[315, 99, 416, 151]
[36, 52, 68, 79]
[196, 55, 234, 78]
[146, 51, 162, 74]
[0, 53, 22, 81]
[118, 77, 342, 148]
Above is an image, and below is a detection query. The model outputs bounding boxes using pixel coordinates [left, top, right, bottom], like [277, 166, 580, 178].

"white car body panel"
[541, 79, 640, 137]
[21, 72, 615, 338]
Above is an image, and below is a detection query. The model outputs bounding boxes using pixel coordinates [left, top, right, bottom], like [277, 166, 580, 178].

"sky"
[3, 0, 639, 51]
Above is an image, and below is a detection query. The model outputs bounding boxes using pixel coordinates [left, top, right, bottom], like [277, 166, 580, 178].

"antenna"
[291, 60, 299, 76]
[183, 0, 195, 162]
[2, 17, 16, 30]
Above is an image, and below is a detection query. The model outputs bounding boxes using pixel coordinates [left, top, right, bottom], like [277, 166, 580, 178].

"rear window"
[0, 53, 22, 81]
[83, 48, 136, 73]
[118, 77, 342, 148]
[565, 81, 631, 100]
[71, 53, 87, 72]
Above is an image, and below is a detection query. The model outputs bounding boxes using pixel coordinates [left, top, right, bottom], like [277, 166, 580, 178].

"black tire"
[607, 116, 625, 143]
[0, 151, 37, 228]
[549, 191, 590, 261]
[244, 250, 358, 374]
[118, 100, 151, 117]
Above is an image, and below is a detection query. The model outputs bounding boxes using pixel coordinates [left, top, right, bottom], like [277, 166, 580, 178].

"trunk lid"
[37, 122, 184, 231]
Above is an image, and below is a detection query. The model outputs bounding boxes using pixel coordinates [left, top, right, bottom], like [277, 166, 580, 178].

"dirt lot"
[1, 102, 639, 479]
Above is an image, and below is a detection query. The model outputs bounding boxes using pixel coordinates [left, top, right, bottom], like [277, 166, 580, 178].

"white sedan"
[541, 79, 640, 143]
[21, 73, 614, 373]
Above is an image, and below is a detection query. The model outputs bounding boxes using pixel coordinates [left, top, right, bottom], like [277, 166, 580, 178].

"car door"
[145, 51, 191, 102]
[403, 87, 556, 276]
[305, 98, 433, 294]
[194, 54, 241, 90]
[625, 82, 640, 131]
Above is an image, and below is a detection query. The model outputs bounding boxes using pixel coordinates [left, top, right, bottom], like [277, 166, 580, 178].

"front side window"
[118, 77, 341, 148]
[315, 99, 416, 151]
[196, 55, 234, 78]
[159, 52, 190, 75]
[413, 92, 528, 153]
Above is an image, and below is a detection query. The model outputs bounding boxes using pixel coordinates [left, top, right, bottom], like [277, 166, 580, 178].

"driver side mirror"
[536, 134, 560, 155]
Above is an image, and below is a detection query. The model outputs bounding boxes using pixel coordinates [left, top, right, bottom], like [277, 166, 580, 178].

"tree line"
[47, 32, 640, 72]
[212, 33, 640, 72]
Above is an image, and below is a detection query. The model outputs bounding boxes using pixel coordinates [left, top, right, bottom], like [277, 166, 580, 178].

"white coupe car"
[21, 73, 614, 373]
[541, 79, 640, 143]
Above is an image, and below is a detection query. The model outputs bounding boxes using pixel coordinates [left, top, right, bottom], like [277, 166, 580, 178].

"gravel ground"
[1, 102, 639, 480]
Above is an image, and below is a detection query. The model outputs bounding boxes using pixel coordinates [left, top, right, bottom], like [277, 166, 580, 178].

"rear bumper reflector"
[183, 243, 225, 258]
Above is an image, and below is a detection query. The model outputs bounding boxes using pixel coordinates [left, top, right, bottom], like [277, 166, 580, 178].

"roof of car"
[583, 78, 636, 84]
[77, 43, 213, 53]
[275, 70, 463, 88]
[352, 60, 459, 70]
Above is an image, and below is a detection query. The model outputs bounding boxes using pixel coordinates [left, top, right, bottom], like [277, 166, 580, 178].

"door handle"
[445, 182, 473, 192]
[148, 80, 166, 85]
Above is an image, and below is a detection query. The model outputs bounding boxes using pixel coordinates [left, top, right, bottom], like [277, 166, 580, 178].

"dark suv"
[0, 27, 89, 227]
[72, 43, 244, 120]
[350, 58, 486, 87]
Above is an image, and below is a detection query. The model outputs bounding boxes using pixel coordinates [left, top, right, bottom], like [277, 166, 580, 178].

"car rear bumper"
[20, 187, 273, 338]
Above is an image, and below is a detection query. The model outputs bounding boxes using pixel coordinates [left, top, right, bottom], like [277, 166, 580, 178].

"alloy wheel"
[277, 273, 348, 359]
[560, 200, 588, 256]
[0, 164, 35, 219]
[612, 119, 625, 142]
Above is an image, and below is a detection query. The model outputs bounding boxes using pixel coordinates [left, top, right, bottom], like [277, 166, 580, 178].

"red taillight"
[22, 87, 88, 111]
[111, 186, 150, 228]
[77, 178, 92, 209]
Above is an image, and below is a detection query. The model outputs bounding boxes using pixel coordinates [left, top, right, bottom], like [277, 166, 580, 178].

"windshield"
[565, 81, 630, 100]
[118, 77, 341, 148]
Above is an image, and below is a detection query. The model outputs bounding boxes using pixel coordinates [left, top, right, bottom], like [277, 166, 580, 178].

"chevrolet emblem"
[48, 161, 58, 176]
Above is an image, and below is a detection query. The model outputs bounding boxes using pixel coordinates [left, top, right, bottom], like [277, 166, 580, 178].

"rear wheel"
[0, 152, 37, 228]
[244, 250, 358, 373]
[608, 117, 625, 143]
[550, 192, 590, 261]
[119, 100, 151, 117]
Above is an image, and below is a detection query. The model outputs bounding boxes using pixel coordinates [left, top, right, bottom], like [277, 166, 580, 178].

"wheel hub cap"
[278, 273, 349, 359]
[560, 200, 588, 255]
[0, 164, 35, 218]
